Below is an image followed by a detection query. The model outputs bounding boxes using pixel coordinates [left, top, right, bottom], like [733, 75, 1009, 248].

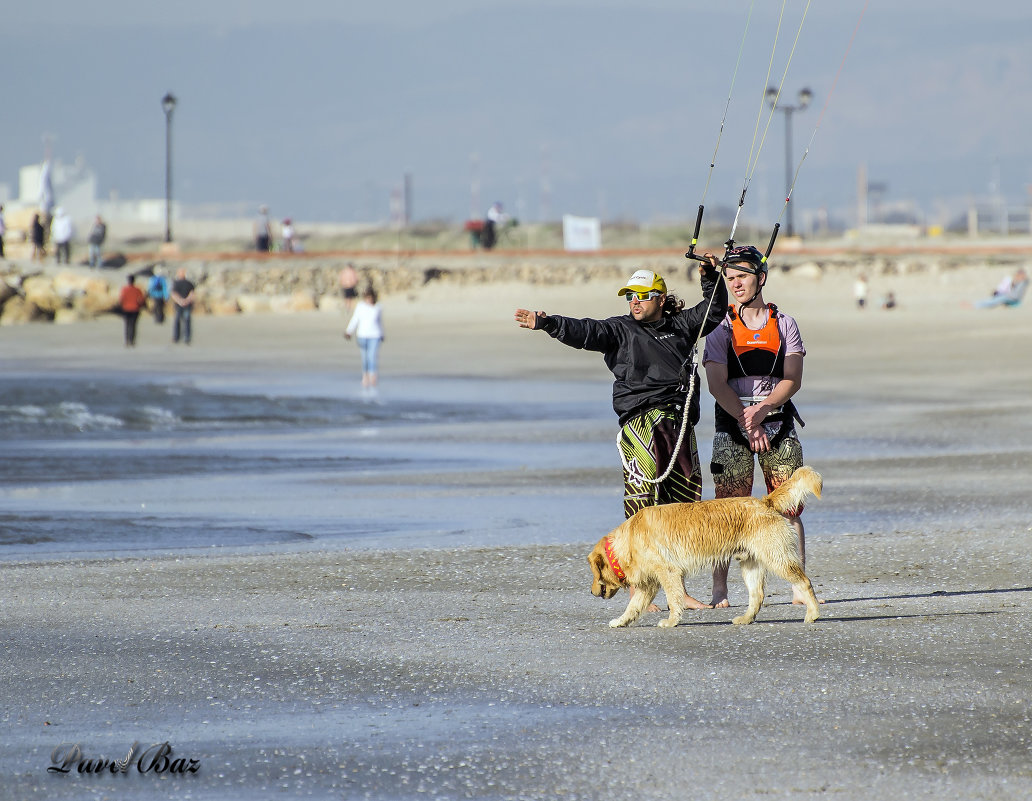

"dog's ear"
[588, 543, 615, 598]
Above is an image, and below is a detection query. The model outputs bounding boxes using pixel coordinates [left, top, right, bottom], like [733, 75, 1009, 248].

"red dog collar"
[603, 537, 626, 581]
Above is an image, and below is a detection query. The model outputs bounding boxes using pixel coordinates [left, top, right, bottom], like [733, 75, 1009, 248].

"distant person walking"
[30, 212, 46, 261]
[119, 274, 147, 347]
[344, 287, 384, 396]
[0, 204, 6, 260]
[148, 267, 170, 323]
[254, 205, 272, 252]
[52, 207, 74, 264]
[87, 215, 107, 268]
[170, 268, 196, 344]
[339, 263, 359, 312]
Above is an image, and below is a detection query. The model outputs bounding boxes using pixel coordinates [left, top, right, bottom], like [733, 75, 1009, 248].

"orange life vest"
[726, 304, 785, 380]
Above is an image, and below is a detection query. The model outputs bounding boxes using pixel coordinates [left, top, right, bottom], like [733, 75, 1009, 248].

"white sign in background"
[562, 215, 602, 251]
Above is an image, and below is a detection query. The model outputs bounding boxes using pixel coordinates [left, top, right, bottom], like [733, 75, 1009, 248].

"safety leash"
[615, 368, 699, 505]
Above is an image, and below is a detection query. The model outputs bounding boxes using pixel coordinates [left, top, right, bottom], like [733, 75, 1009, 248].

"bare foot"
[683, 594, 713, 610]
[710, 593, 730, 608]
[653, 596, 712, 612]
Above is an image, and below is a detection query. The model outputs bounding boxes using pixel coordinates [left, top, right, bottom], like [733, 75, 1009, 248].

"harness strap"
[715, 399, 803, 448]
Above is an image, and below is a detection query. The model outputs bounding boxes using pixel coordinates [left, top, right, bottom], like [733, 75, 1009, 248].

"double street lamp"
[161, 92, 177, 243]
[765, 86, 812, 237]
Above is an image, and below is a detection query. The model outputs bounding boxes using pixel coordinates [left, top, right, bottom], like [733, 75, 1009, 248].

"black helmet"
[724, 245, 767, 275]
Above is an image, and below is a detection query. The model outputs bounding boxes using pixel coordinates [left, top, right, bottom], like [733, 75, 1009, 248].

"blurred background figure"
[994, 272, 1016, 298]
[481, 201, 507, 250]
[340, 262, 359, 312]
[281, 218, 296, 253]
[975, 268, 1028, 309]
[344, 286, 384, 397]
[119, 274, 146, 347]
[148, 267, 170, 323]
[87, 215, 107, 268]
[171, 268, 196, 344]
[30, 213, 46, 261]
[254, 205, 272, 252]
[853, 273, 868, 309]
[52, 207, 74, 264]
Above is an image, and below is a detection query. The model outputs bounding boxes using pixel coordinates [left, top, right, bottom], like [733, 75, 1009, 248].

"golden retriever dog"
[588, 466, 822, 628]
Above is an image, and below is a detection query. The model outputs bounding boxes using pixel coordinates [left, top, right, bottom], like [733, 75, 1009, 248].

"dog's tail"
[764, 466, 822, 515]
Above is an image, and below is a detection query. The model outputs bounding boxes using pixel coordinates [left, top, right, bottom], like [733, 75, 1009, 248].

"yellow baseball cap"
[617, 269, 667, 296]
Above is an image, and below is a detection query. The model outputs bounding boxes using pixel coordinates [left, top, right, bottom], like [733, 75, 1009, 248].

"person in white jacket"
[52, 207, 75, 264]
[344, 287, 384, 394]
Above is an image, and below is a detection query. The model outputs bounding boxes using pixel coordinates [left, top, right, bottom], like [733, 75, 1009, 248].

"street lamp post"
[161, 92, 177, 243]
[765, 86, 812, 237]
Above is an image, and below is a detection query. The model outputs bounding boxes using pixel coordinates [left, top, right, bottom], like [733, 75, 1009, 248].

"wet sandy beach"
[2, 263, 1031, 798]
[4, 530, 1030, 799]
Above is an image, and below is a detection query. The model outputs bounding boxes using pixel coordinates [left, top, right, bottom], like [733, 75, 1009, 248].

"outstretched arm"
[515, 307, 620, 352]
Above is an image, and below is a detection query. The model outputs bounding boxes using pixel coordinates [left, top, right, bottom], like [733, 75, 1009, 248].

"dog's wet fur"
[588, 466, 822, 628]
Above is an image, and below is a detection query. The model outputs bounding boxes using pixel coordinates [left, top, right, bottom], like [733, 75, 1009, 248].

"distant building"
[8, 157, 173, 230]
[18, 158, 97, 221]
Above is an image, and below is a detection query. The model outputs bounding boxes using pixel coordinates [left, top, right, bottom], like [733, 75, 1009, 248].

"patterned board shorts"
[710, 423, 805, 513]
[619, 407, 702, 519]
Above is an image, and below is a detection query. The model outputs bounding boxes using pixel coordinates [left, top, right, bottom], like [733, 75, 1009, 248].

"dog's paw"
[657, 617, 679, 628]
[731, 614, 755, 625]
[804, 612, 820, 624]
[609, 618, 628, 628]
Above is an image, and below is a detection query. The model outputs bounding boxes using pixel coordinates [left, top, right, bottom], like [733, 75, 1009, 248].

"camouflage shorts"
[710, 425, 804, 512]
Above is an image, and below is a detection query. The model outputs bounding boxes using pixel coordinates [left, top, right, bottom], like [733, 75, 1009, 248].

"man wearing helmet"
[703, 245, 812, 608]
[515, 256, 727, 610]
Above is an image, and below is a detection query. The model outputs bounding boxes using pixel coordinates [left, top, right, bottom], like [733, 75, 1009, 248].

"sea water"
[0, 371, 624, 560]
[0, 370, 1017, 563]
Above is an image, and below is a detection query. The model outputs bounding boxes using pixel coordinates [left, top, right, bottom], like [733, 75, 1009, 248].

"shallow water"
[0, 372, 617, 559]
[1, 370, 1024, 562]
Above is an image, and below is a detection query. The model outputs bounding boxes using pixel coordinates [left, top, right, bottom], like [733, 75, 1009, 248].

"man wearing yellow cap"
[515, 256, 727, 609]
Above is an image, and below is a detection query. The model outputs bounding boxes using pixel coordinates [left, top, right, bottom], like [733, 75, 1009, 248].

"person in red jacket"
[119, 274, 147, 347]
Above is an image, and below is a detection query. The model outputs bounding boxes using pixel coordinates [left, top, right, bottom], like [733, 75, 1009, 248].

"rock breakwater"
[0, 249, 1011, 325]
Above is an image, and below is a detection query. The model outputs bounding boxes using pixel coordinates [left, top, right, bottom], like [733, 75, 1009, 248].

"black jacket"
[540, 271, 727, 425]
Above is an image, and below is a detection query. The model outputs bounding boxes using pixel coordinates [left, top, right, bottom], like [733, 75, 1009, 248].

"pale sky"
[2, 1, 1029, 228]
